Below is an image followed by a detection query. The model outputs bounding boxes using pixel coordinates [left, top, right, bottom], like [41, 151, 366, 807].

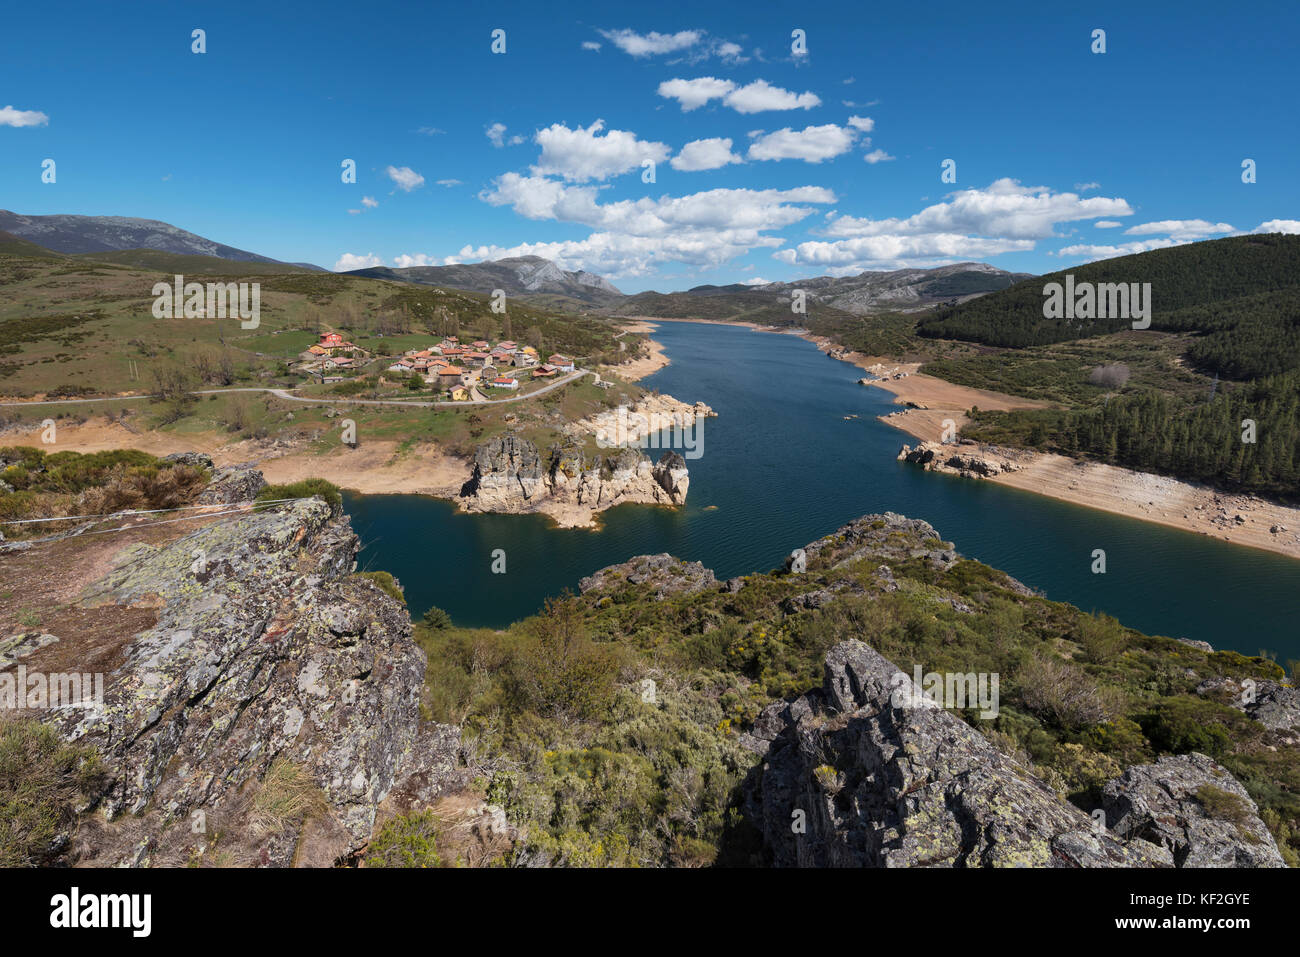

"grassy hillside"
[404, 517, 1299, 867]
[611, 288, 860, 327]
[0, 244, 626, 398]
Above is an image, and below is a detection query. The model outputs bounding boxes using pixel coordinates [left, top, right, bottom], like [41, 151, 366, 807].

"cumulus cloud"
[657, 76, 736, 111]
[1255, 219, 1300, 234]
[823, 179, 1132, 241]
[657, 77, 820, 113]
[671, 137, 743, 171]
[1056, 239, 1183, 260]
[473, 176, 836, 275]
[581, 41, 601, 51]
[1094, 220, 1123, 228]
[361, 196, 378, 208]
[532, 119, 670, 182]
[846, 115, 874, 132]
[1124, 219, 1235, 240]
[385, 166, 425, 191]
[748, 124, 856, 163]
[724, 79, 821, 113]
[862, 148, 894, 164]
[0, 105, 48, 127]
[774, 179, 1132, 271]
[486, 123, 523, 148]
[599, 28, 702, 57]
[333, 252, 384, 271]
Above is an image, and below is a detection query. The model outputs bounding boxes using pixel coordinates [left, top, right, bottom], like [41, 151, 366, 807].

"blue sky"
[3, 0, 1297, 292]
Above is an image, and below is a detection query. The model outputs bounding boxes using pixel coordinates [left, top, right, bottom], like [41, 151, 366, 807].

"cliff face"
[11, 487, 472, 867]
[460, 433, 689, 526]
[738, 639, 1284, 868]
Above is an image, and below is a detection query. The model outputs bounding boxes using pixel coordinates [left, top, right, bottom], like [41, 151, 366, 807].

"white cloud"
[436, 178, 462, 187]
[582, 41, 602, 51]
[657, 77, 821, 113]
[739, 276, 776, 285]
[361, 196, 378, 208]
[1074, 182, 1101, 192]
[748, 124, 856, 163]
[1255, 219, 1300, 234]
[385, 166, 425, 191]
[599, 28, 702, 57]
[0, 105, 48, 127]
[823, 179, 1132, 241]
[1124, 219, 1235, 240]
[724, 79, 821, 114]
[1094, 220, 1123, 228]
[415, 126, 444, 136]
[671, 137, 743, 171]
[716, 41, 746, 62]
[862, 148, 895, 164]
[532, 119, 670, 182]
[775, 180, 1133, 271]
[333, 252, 384, 271]
[847, 115, 874, 132]
[474, 176, 836, 276]
[486, 122, 508, 148]
[1056, 239, 1183, 260]
[657, 76, 736, 111]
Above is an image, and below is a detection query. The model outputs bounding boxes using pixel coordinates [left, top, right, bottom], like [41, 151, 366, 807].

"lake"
[345, 320, 1300, 661]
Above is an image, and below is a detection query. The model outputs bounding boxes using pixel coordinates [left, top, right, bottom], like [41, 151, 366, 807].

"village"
[295, 332, 579, 401]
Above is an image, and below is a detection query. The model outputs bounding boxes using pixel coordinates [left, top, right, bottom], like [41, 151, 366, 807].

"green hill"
[919, 233, 1300, 369]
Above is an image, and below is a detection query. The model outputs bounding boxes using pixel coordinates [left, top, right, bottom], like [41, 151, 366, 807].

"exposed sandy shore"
[902, 441, 1300, 560]
[606, 321, 670, 382]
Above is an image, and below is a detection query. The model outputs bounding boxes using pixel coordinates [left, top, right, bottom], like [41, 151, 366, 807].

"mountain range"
[0, 210, 326, 271]
[1, 210, 1032, 316]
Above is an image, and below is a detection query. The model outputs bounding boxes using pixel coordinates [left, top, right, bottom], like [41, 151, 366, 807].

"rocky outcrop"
[898, 440, 1023, 478]
[197, 462, 267, 504]
[801, 511, 961, 572]
[1102, 754, 1286, 867]
[579, 553, 717, 599]
[1196, 676, 1300, 733]
[20, 481, 471, 867]
[739, 640, 1278, 868]
[460, 434, 689, 525]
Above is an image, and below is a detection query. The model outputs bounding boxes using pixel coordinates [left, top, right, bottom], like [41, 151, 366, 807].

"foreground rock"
[739, 640, 1278, 867]
[18, 482, 471, 867]
[460, 433, 690, 527]
[1102, 754, 1285, 867]
[579, 553, 717, 599]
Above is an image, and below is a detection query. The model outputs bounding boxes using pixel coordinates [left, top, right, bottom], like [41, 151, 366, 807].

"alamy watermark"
[152, 274, 260, 328]
[1, 666, 105, 710]
[890, 665, 999, 719]
[1043, 274, 1151, 329]
[595, 405, 705, 459]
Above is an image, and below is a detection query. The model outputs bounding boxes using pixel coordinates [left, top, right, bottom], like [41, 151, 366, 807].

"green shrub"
[1138, 698, 1236, 756]
[367, 811, 444, 867]
[357, 571, 404, 604]
[256, 478, 342, 510]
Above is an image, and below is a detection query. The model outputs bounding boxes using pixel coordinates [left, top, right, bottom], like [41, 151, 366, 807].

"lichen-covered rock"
[197, 463, 267, 504]
[739, 640, 1176, 867]
[1102, 754, 1286, 867]
[1196, 676, 1300, 732]
[162, 451, 215, 471]
[579, 553, 716, 599]
[32, 496, 470, 867]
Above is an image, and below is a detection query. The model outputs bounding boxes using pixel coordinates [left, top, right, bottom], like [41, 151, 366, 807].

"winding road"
[0, 369, 594, 410]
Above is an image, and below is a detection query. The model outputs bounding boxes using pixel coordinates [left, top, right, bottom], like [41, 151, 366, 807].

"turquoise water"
[345, 320, 1300, 660]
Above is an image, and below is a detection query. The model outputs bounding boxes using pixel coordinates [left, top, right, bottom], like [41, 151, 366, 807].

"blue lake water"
[345, 320, 1300, 661]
